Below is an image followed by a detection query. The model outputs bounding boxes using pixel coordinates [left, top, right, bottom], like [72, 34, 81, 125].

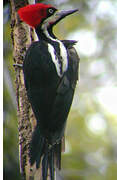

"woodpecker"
[18, 3, 79, 180]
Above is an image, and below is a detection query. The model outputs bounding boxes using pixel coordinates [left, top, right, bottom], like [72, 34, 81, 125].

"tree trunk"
[10, 0, 43, 179]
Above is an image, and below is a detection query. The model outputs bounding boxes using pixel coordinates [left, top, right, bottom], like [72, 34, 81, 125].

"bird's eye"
[48, 8, 54, 14]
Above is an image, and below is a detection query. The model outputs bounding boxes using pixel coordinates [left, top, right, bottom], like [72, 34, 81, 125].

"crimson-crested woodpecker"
[18, 3, 79, 180]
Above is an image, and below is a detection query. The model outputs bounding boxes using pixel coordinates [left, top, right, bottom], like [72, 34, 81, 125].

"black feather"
[29, 125, 44, 166]
[42, 152, 49, 180]
[54, 142, 61, 170]
[48, 147, 55, 180]
[62, 40, 77, 49]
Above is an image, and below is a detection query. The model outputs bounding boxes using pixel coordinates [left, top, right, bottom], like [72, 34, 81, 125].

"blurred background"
[3, 0, 117, 179]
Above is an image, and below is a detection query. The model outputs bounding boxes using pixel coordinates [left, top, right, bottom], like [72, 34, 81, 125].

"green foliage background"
[4, 0, 117, 179]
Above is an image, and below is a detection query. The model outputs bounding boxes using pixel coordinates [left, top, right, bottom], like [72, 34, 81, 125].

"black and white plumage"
[18, 3, 80, 180]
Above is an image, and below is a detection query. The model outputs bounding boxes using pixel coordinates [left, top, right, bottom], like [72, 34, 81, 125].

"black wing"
[47, 45, 80, 144]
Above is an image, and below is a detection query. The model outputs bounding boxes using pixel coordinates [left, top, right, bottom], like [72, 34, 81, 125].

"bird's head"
[18, 3, 78, 29]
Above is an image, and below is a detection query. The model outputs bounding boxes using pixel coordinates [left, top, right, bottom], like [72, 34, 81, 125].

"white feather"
[48, 43, 62, 77]
[44, 30, 68, 77]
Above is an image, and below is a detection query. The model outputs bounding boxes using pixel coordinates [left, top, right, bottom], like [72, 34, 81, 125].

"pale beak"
[52, 8, 79, 26]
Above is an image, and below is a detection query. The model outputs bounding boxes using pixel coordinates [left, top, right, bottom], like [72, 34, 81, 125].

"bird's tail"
[29, 125, 62, 180]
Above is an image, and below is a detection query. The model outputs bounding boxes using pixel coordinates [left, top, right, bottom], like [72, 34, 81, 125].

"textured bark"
[10, 0, 42, 179]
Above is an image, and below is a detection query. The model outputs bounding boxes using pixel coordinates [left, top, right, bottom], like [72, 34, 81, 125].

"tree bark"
[10, 0, 42, 179]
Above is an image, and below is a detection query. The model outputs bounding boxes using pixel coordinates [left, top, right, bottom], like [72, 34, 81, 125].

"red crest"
[18, 3, 53, 28]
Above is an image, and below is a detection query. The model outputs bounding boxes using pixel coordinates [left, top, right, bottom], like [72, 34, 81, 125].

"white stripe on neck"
[48, 43, 62, 77]
[41, 27, 68, 77]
